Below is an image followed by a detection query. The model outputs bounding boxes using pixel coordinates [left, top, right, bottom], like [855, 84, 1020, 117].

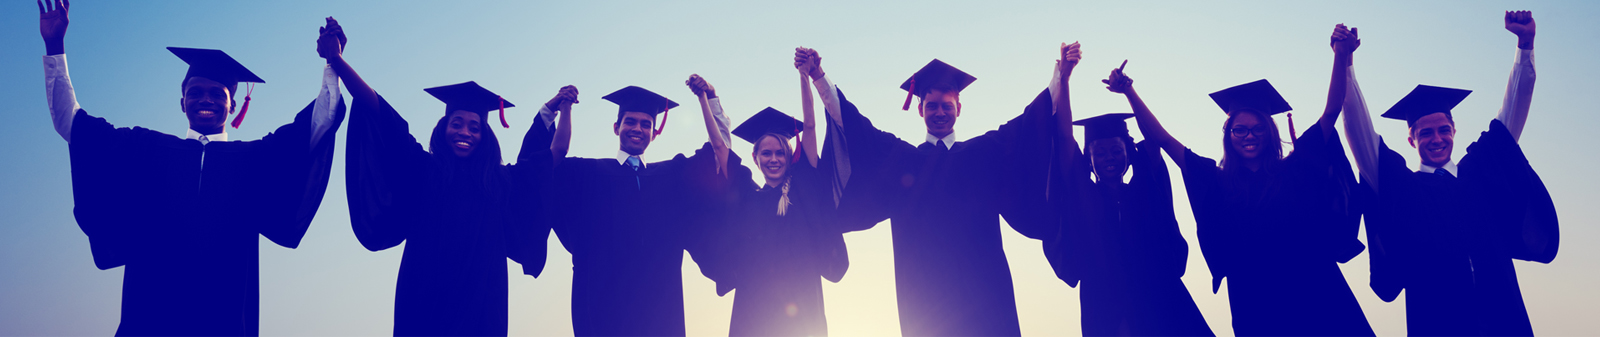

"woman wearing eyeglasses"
[1113, 25, 1374, 336]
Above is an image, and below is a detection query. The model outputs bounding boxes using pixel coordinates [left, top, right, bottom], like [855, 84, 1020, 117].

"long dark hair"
[1219, 109, 1286, 173]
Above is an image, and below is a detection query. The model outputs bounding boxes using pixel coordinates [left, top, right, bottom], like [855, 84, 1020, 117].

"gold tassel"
[777, 179, 793, 216]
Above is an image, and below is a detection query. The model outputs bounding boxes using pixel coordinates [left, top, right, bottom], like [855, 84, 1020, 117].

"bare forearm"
[1319, 52, 1353, 139]
[327, 56, 376, 111]
[550, 106, 572, 165]
[801, 73, 820, 166]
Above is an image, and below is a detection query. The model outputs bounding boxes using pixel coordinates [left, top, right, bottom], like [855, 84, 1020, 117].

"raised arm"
[1318, 24, 1359, 140]
[39, 0, 75, 142]
[800, 71, 821, 167]
[320, 18, 370, 116]
[543, 86, 579, 165]
[687, 74, 732, 175]
[1498, 10, 1537, 141]
[1106, 64, 1186, 169]
[1053, 42, 1082, 172]
[797, 48, 844, 127]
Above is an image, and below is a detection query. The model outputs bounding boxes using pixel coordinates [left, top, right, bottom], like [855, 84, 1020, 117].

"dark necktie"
[626, 156, 642, 189]
[1434, 168, 1455, 179]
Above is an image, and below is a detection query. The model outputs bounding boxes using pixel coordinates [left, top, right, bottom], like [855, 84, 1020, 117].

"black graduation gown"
[706, 159, 849, 337]
[345, 96, 549, 337]
[1180, 126, 1373, 336]
[540, 142, 739, 337]
[67, 99, 346, 336]
[1365, 119, 1559, 336]
[1045, 140, 1213, 337]
[825, 88, 1057, 336]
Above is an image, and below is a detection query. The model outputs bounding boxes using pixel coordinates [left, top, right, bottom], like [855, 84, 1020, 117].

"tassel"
[654, 106, 671, 136]
[498, 96, 510, 128]
[1285, 112, 1298, 143]
[901, 78, 916, 111]
[230, 83, 254, 129]
[777, 179, 793, 216]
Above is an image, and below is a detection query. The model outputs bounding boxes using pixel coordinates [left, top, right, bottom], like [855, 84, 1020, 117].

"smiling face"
[1087, 138, 1129, 183]
[445, 110, 483, 158]
[753, 135, 792, 186]
[919, 89, 961, 139]
[180, 76, 234, 135]
[1226, 111, 1269, 160]
[614, 111, 656, 156]
[1408, 112, 1456, 167]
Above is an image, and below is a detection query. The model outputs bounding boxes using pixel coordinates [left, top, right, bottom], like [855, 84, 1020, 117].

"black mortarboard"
[424, 81, 516, 128]
[1209, 79, 1292, 116]
[1074, 113, 1136, 143]
[170, 47, 266, 128]
[899, 59, 976, 110]
[603, 86, 679, 135]
[1381, 85, 1473, 128]
[733, 107, 803, 144]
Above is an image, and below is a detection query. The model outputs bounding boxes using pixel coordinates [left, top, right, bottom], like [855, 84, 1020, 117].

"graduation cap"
[1208, 79, 1292, 116]
[1381, 85, 1473, 128]
[602, 86, 679, 136]
[424, 81, 516, 128]
[733, 107, 803, 144]
[900, 59, 976, 110]
[169, 47, 265, 128]
[1074, 113, 1136, 143]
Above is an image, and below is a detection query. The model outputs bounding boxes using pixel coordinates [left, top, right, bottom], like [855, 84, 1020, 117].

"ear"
[178, 97, 185, 115]
[917, 98, 926, 118]
[1408, 135, 1417, 148]
[954, 100, 962, 117]
[614, 122, 622, 136]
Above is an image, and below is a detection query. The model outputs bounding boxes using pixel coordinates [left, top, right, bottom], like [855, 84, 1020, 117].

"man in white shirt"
[38, 2, 345, 335]
[1343, 10, 1558, 336]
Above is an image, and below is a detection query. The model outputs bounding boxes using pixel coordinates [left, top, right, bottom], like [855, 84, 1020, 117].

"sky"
[2, 1, 1598, 336]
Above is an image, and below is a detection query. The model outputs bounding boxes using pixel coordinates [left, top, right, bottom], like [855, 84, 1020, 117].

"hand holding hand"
[1101, 61, 1133, 94]
[1331, 23, 1360, 55]
[545, 85, 579, 113]
[1505, 10, 1535, 49]
[686, 74, 716, 99]
[794, 47, 825, 79]
[1060, 42, 1082, 78]
[37, 0, 69, 55]
[317, 17, 347, 61]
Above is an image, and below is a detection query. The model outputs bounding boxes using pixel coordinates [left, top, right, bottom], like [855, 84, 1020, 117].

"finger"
[1118, 59, 1128, 71]
[62, 0, 68, 12]
[1351, 27, 1358, 38]
[38, 0, 45, 15]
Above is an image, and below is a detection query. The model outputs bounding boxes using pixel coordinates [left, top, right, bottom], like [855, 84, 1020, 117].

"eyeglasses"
[1226, 126, 1271, 138]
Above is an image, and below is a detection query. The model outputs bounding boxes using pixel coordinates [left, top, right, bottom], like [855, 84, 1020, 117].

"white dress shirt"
[44, 54, 342, 147]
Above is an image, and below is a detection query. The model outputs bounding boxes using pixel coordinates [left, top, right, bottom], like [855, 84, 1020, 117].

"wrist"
[45, 40, 64, 56]
[1517, 36, 1534, 50]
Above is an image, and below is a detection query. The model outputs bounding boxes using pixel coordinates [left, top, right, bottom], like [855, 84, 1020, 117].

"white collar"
[185, 129, 228, 143]
[924, 132, 957, 150]
[616, 150, 644, 168]
[1419, 161, 1458, 175]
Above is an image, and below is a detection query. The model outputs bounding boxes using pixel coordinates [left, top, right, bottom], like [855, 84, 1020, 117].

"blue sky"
[2, 1, 1598, 335]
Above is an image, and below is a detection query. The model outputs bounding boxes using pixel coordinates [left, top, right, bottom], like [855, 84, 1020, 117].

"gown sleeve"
[68, 109, 167, 270]
[1128, 141, 1190, 279]
[1283, 126, 1367, 264]
[507, 122, 558, 277]
[824, 88, 917, 233]
[1367, 139, 1415, 302]
[1044, 144, 1093, 287]
[1458, 119, 1558, 263]
[963, 89, 1058, 240]
[792, 158, 850, 283]
[664, 143, 747, 290]
[345, 94, 437, 252]
[1179, 149, 1229, 293]
[240, 98, 348, 248]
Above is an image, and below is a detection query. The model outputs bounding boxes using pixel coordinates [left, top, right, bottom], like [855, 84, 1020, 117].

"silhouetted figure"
[537, 83, 741, 336]
[1045, 101, 1213, 335]
[41, 4, 346, 335]
[1128, 26, 1374, 336]
[796, 49, 1057, 336]
[1342, 12, 1558, 336]
[708, 105, 849, 336]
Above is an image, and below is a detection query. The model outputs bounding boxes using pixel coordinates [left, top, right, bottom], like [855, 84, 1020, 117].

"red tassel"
[654, 106, 670, 136]
[498, 96, 510, 128]
[791, 132, 805, 164]
[230, 83, 254, 129]
[901, 78, 916, 111]
[1285, 112, 1298, 143]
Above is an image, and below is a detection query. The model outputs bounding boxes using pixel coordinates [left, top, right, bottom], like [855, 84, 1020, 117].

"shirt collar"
[616, 150, 644, 168]
[1418, 160, 1457, 175]
[185, 129, 227, 143]
[924, 132, 957, 150]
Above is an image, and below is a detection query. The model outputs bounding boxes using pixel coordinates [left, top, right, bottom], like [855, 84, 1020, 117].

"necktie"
[1434, 168, 1455, 179]
[626, 156, 642, 189]
[937, 140, 947, 149]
